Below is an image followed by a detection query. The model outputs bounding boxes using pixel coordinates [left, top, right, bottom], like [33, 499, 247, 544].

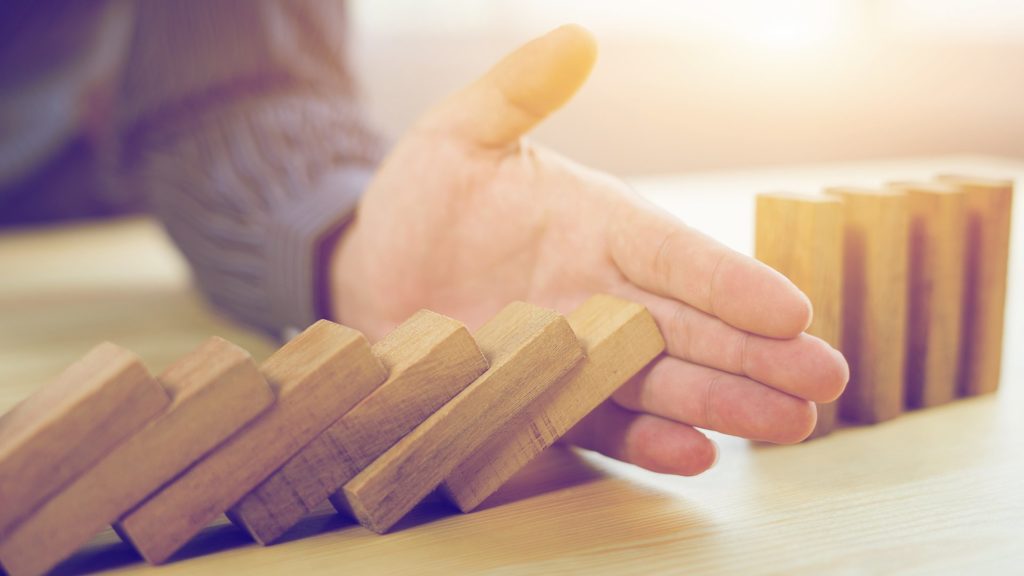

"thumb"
[418, 24, 598, 148]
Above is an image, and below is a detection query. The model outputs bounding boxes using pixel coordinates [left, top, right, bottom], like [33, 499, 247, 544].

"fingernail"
[802, 294, 814, 332]
[708, 438, 720, 470]
[830, 346, 851, 385]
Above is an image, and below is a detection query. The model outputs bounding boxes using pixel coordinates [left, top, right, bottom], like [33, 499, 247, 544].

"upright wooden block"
[341, 302, 584, 534]
[0, 338, 273, 576]
[115, 321, 386, 564]
[0, 343, 167, 542]
[755, 193, 844, 437]
[825, 187, 908, 423]
[440, 294, 664, 512]
[935, 175, 1015, 396]
[888, 182, 968, 408]
[228, 310, 489, 545]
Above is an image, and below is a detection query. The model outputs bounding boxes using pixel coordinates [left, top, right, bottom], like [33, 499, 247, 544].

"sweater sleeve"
[117, 0, 385, 338]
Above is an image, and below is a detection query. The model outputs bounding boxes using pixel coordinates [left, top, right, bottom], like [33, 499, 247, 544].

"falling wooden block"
[888, 182, 968, 408]
[341, 302, 584, 534]
[0, 338, 273, 576]
[825, 187, 908, 424]
[0, 343, 167, 543]
[440, 294, 664, 512]
[115, 320, 386, 564]
[228, 310, 489, 545]
[754, 193, 844, 437]
[935, 175, 1015, 397]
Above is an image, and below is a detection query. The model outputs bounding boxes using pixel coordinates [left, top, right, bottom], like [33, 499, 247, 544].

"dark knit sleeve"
[118, 1, 385, 338]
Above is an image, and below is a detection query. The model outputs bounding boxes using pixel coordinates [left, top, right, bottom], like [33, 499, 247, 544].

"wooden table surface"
[1, 156, 1021, 575]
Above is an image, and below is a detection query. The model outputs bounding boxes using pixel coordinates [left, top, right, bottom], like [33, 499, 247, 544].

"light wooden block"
[228, 310, 488, 545]
[935, 175, 1015, 396]
[825, 187, 909, 423]
[755, 193, 844, 437]
[440, 294, 664, 512]
[0, 343, 167, 542]
[0, 338, 273, 576]
[115, 320, 386, 564]
[888, 182, 968, 408]
[340, 302, 584, 534]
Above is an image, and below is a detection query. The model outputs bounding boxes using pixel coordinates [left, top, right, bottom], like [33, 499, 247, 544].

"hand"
[331, 25, 849, 475]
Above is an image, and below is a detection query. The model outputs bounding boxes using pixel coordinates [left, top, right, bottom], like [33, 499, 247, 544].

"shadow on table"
[50, 447, 609, 575]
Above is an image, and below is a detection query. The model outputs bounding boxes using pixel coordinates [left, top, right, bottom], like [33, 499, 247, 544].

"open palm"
[331, 25, 848, 475]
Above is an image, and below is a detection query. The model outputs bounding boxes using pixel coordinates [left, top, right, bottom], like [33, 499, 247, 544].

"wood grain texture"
[0, 342, 167, 542]
[755, 193, 844, 437]
[0, 338, 273, 576]
[341, 302, 584, 534]
[888, 182, 968, 408]
[228, 310, 488, 545]
[0, 157, 1022, 575]
[935, 175, 1015, 396]
[825, 187, 909, 423]
[439, 294, 664, 512]
[115, 321, 387, 564]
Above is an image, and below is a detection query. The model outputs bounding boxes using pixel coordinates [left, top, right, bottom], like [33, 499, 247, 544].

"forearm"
[119, 0, 385, 338]
[127, 92, 383, 338]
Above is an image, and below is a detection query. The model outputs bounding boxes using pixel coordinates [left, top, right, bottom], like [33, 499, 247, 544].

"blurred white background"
[350, 0, 1024, 176]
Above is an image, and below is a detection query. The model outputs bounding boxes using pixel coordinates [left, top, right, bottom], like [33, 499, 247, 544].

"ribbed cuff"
[267, 166, 373, 338]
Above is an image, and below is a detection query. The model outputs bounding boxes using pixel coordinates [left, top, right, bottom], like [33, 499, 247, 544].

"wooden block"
[755, 193, 844, 437]
[115, 320, 386, 564]
[888, 182, 968, 408]
[0, 338, 273, 576]
[935, 175, 1014, 396]
[340, 302, 584, 533]
[0, 343, 167, 542]
[439, 294, 664, 512]
[825, 187, 909, 423]
[227, 310, 488, 545]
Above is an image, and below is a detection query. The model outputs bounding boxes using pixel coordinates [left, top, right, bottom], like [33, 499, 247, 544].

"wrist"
[327, 220, 390, 341]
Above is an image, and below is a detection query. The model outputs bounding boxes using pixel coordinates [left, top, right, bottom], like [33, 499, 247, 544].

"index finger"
[608, 196, 811, 338]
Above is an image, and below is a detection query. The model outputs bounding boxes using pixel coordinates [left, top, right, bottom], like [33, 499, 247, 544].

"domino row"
[0, 295, 665, 576]
[756, 174, 1014, 438]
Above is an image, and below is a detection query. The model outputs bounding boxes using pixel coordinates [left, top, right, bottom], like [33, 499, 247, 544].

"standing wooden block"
[115, 320, 386, 564]
[825, 187, 909, 423]
[228, 310, 488, 545]
[440, 294, 664, 512]
[340, 302, 584, 534]
[754, 193, 844, 437]
[888, 182, 968, 408]
[935, 175, 1015, 396]
[0, 343, 167, 542]
[0, 338, 273, 576]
